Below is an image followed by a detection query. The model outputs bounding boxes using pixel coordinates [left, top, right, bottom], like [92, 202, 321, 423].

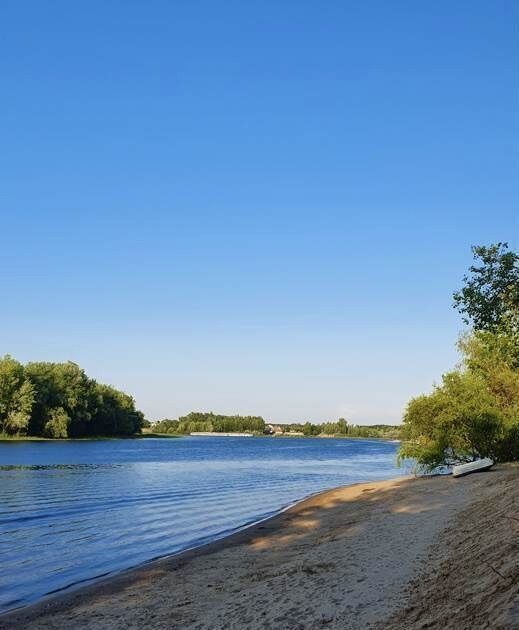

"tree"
[399, 370, 506, 470]
[453, 242, 519, 331]
[90, 382, 144, 436]
[0, 355, 34, 435]
[25, 361, 93, 437]
[43, 407, 70, 438]
[153, 418, 180, 434]
[400, 243, 519, 470]
[0, 356, 146, 438]
[458, 331, 519, 410]
[174, 412, 265, 434]
[337, 418, 349, 434]
[302, 421, 314, 436]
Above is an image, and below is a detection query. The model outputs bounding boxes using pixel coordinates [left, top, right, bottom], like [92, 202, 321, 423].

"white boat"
[452, 457, 493, 477]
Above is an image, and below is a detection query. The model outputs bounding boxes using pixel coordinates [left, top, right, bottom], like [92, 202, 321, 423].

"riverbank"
[0, 433, 181, 441]
[0, 431, 397, 441]
[1, 464, 517, 630]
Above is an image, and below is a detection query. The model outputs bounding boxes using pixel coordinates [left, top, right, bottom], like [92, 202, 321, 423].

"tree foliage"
[399, 369, 507, 469]
[152, 414, 400, 439]
[153, 412, 265, 434]
[453, 242, 519, 331]
[401, 243, 519, 470]
[0, 355, 34, 435]
[0, 356, 145, 438]
[285, 419, 399, 438]
[43, 407, 70, 438]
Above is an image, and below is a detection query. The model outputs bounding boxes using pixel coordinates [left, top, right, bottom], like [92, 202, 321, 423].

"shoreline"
[0, 474, 412, 616]
[0, 433, 182, 442]
[2, 466, 517, 629]
[0, 433, 399, 442]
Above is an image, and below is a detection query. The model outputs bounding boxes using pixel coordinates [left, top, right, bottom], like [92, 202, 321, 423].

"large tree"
[0, 358, 147, 438]
[453, 242, 519, 331]
[0, 355, 34, 435]
[24, 361, 93, 438]
[400, 243, 519, 470]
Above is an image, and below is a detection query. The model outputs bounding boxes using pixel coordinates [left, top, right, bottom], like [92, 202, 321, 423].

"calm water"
[0, 436, 404, 613]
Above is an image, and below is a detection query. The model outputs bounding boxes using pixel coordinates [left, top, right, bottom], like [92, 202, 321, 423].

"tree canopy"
[153, 413, 266, 435]
[152, 414, 400, 439]
[0, 356, 145, 438]
[452, 242, 519, 331]
[0, 355, 34, 435]
[400, 243, 519, 471]
[280, 419, 399, 438]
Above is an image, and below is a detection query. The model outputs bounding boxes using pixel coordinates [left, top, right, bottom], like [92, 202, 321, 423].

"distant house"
[265, 424, 284, 435]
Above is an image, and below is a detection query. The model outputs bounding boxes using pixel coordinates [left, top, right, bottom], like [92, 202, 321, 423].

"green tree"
[0, 357, 146, 438]
[337, 418, 349, 434]
[24, 361, 93, 436]
[43, 407, 70, 438]
[399, 370, 506, 470]
[453, 242, 519, 331]
[302, 421, 314, 436]
[401, 243, 519, 470]
[0, 355, 34, 435]
[89, 382, 144, 436]
[153, 418, 180, 434]
[458, 331, 519, 412]
[175, 412, 265, 434]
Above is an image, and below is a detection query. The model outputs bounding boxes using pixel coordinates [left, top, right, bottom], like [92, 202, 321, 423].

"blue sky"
[1, 1, 517, 424]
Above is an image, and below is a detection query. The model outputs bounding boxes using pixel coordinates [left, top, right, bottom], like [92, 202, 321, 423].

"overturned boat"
[452, 457, 494, 478]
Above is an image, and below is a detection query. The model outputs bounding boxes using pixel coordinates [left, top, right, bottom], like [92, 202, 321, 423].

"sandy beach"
[1, 465, 517, 630]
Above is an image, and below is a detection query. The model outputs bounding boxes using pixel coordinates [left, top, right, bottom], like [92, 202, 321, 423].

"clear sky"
[1, 1, 517, 424]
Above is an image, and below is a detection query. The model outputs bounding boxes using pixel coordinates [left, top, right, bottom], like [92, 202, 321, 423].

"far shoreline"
[0, 433, 400, 443]
[0, 433, 182, 442]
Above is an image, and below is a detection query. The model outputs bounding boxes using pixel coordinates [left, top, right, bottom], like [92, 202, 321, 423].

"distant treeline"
[0, 356, 145, 438]
[153, 412, 265, 435]
[280, 421, 401, 439]
[152, 413, 401, 439]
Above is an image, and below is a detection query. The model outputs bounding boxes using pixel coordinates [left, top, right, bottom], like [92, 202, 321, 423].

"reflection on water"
[0, 436, 404, 612]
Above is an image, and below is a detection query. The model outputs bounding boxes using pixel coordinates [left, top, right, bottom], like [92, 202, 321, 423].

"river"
[0, 436, 405, 613]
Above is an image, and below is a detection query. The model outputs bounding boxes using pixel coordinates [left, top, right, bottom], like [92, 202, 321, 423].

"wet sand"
[1, 465, 517, 629]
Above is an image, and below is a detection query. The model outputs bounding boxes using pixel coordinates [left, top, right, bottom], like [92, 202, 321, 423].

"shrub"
[43, 407, 70, 438]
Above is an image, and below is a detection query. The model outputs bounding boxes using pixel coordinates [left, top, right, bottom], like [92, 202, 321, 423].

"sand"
[1, 465, 517, 630]
[379, 464, 518, 630]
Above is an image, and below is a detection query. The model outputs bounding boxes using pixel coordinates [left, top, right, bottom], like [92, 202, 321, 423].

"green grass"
[0, 432, 183, 441]
[0, 434, 52, 441]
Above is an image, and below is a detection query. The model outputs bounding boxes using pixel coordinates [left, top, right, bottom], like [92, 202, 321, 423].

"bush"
[43, 407, 70, 438]
[399, 337, 519, 471]
[495, 424, 519, 462]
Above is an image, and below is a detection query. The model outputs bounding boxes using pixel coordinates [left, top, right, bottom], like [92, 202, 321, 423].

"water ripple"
[0, 436, 404, 613]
